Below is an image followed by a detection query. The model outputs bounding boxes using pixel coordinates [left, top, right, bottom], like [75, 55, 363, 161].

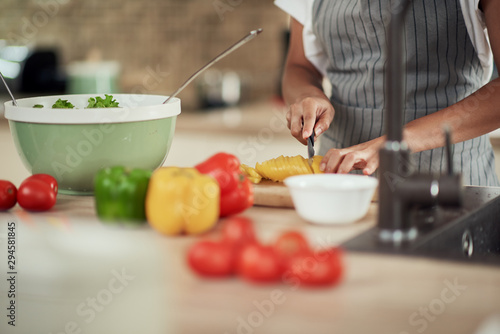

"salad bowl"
[4, 94, 180, 195]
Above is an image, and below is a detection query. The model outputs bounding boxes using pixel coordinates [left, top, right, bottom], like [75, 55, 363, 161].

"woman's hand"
[282, 18, 334, 145]
[320, 136, 385, 175]
[286, 95, 334, 145]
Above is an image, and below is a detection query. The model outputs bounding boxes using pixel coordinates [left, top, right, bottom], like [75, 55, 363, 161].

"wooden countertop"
[1, 195, 499, 334]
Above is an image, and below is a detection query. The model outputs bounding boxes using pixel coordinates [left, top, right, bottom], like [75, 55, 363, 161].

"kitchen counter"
[1, 99, 500, 334]
[1, 196, 500, 334]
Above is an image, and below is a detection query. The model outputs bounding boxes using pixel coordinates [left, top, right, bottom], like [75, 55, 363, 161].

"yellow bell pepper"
[145, 167, 220, 235]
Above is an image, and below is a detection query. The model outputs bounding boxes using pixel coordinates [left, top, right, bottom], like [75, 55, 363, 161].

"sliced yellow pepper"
[309, 155, 323, 174]
[145, 167, 220, 235]
[240, 164, 263, 184]
[241, 155, 324, 183]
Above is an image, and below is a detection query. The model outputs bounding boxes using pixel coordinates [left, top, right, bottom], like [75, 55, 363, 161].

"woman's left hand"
[320, 137, 385, 175]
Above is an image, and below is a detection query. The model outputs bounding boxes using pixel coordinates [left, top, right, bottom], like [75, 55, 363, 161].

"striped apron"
[313, 0, 500, 186]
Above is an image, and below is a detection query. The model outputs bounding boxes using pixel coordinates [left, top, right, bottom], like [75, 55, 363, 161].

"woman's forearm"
[282, 18, 328, 106]
[404, 77, 500, 152]
[282, 63, 327, 105]
[281, 18, 335, 141]
[405, 0, 500, 153]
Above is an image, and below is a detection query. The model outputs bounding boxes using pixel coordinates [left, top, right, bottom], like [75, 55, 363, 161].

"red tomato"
[17, 179, 57, 211]
[187, 240, 235, 277]
[236, 242, 283, 283]
[221, 216, 256, 246]
[26, 174, 58, 194]
[0, 180, 17, 211]
[288, 248, 343, 287]
[273, 231, 310, 268]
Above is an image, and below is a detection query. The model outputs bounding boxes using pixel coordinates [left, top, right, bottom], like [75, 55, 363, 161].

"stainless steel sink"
[342, 186, 500, 266]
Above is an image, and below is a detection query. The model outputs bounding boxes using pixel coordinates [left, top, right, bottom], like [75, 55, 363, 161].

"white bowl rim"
[4, 93, 180, 124]
[284, 173, 378, 191]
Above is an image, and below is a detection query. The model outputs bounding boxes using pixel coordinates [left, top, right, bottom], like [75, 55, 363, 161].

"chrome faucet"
[377, 0, 463, 245]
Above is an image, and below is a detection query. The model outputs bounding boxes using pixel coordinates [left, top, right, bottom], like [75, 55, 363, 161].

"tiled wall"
[0, 0, 290, 109]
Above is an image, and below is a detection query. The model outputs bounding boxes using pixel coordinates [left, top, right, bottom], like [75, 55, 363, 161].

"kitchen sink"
[342, 186, 500, 266]
[342, 0, 500, 267]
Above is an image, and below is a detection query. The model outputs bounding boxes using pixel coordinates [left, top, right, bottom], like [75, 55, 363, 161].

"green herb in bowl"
[87, 94, 120, 108]
[52, 99, 75, 109]
[33, 104, 44, 108]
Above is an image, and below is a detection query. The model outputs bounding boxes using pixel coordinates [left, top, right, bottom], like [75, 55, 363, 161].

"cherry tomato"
[17, 178, 57, 211]
[221, 216, 256, 246]
[288, 248, 343, 287]
[236, 242, 283, 283]
[273, 231, 310, 268]
[26, 174, 58, 194]
[187, 240, 235, 277]
[0, 180, 17, 211]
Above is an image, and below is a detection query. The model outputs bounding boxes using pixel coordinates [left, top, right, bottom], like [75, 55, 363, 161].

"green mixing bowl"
[4, 94, 181, 195]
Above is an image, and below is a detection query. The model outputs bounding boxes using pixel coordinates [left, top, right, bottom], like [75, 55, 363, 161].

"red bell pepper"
[195, 152, 254, 217]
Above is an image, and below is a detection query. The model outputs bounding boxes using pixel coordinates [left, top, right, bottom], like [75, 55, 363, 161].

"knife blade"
[307, 129, 315, 167]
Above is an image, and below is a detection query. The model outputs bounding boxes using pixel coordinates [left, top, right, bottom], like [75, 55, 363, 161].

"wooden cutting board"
[252, 180, 294, 208]
[252, 179, 378, 208]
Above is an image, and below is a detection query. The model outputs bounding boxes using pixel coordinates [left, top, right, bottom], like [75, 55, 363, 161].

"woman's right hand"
[286, 95, 334, 145]
[282, 18, 334, 145]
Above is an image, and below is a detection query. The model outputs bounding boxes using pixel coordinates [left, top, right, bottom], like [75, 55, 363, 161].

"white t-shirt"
[275, 0, 493, 83]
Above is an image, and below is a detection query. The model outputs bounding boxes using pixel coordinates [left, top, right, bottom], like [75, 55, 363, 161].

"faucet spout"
[377, 0, 463, 244]
[385, 0, 412, 142]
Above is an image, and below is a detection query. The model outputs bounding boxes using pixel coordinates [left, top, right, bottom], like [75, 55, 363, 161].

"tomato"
[187, 240, 235, 277]
[17, 178, 57, 211]
[0, 180, 17, 211]
[288, 248, 343, 287]
[221, 216, 256, 246]
[236, 242, 283, 283]
[27, 174, 58, 194]
[273, 231, 310, 268]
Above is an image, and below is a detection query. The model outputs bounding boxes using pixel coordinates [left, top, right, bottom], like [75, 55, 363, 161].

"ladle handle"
[163, 28, 263, 104]
[0, 71, 18, 107]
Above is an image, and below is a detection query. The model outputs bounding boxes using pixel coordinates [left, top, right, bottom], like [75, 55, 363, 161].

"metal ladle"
[163, 28, 263, 104]
[0, 71, 18, 106]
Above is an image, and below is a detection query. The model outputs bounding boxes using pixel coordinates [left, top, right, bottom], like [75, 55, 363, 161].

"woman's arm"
[282, 18, 334, 145]
[404, 0, 500, 151]
[321, 0, 500, 174]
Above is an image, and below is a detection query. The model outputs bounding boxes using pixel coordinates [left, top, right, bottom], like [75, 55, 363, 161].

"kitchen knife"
[307, 129, 315, 166]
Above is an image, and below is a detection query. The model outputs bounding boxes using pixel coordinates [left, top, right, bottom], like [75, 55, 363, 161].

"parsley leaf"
[86, 94, 120, 108]
[33, 104, 44, 108]
[52, 99, 75, 109]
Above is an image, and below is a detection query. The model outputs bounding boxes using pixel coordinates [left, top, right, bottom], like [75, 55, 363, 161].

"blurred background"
[2, 0, 500, 178]
[0, 0, 304, 186]
[0, 0, 289, 110]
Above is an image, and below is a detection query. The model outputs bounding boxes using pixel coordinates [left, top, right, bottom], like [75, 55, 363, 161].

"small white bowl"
[284, 174, 378, 224]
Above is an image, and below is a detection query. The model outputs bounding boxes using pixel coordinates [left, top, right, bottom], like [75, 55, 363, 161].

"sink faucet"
[377, 0, 463, 244]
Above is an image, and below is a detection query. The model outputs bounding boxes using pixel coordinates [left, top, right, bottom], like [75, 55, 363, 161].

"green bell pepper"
[94, 166, 152, 223]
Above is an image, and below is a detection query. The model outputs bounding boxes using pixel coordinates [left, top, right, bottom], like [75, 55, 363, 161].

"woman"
[276, 0, 500, 186]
